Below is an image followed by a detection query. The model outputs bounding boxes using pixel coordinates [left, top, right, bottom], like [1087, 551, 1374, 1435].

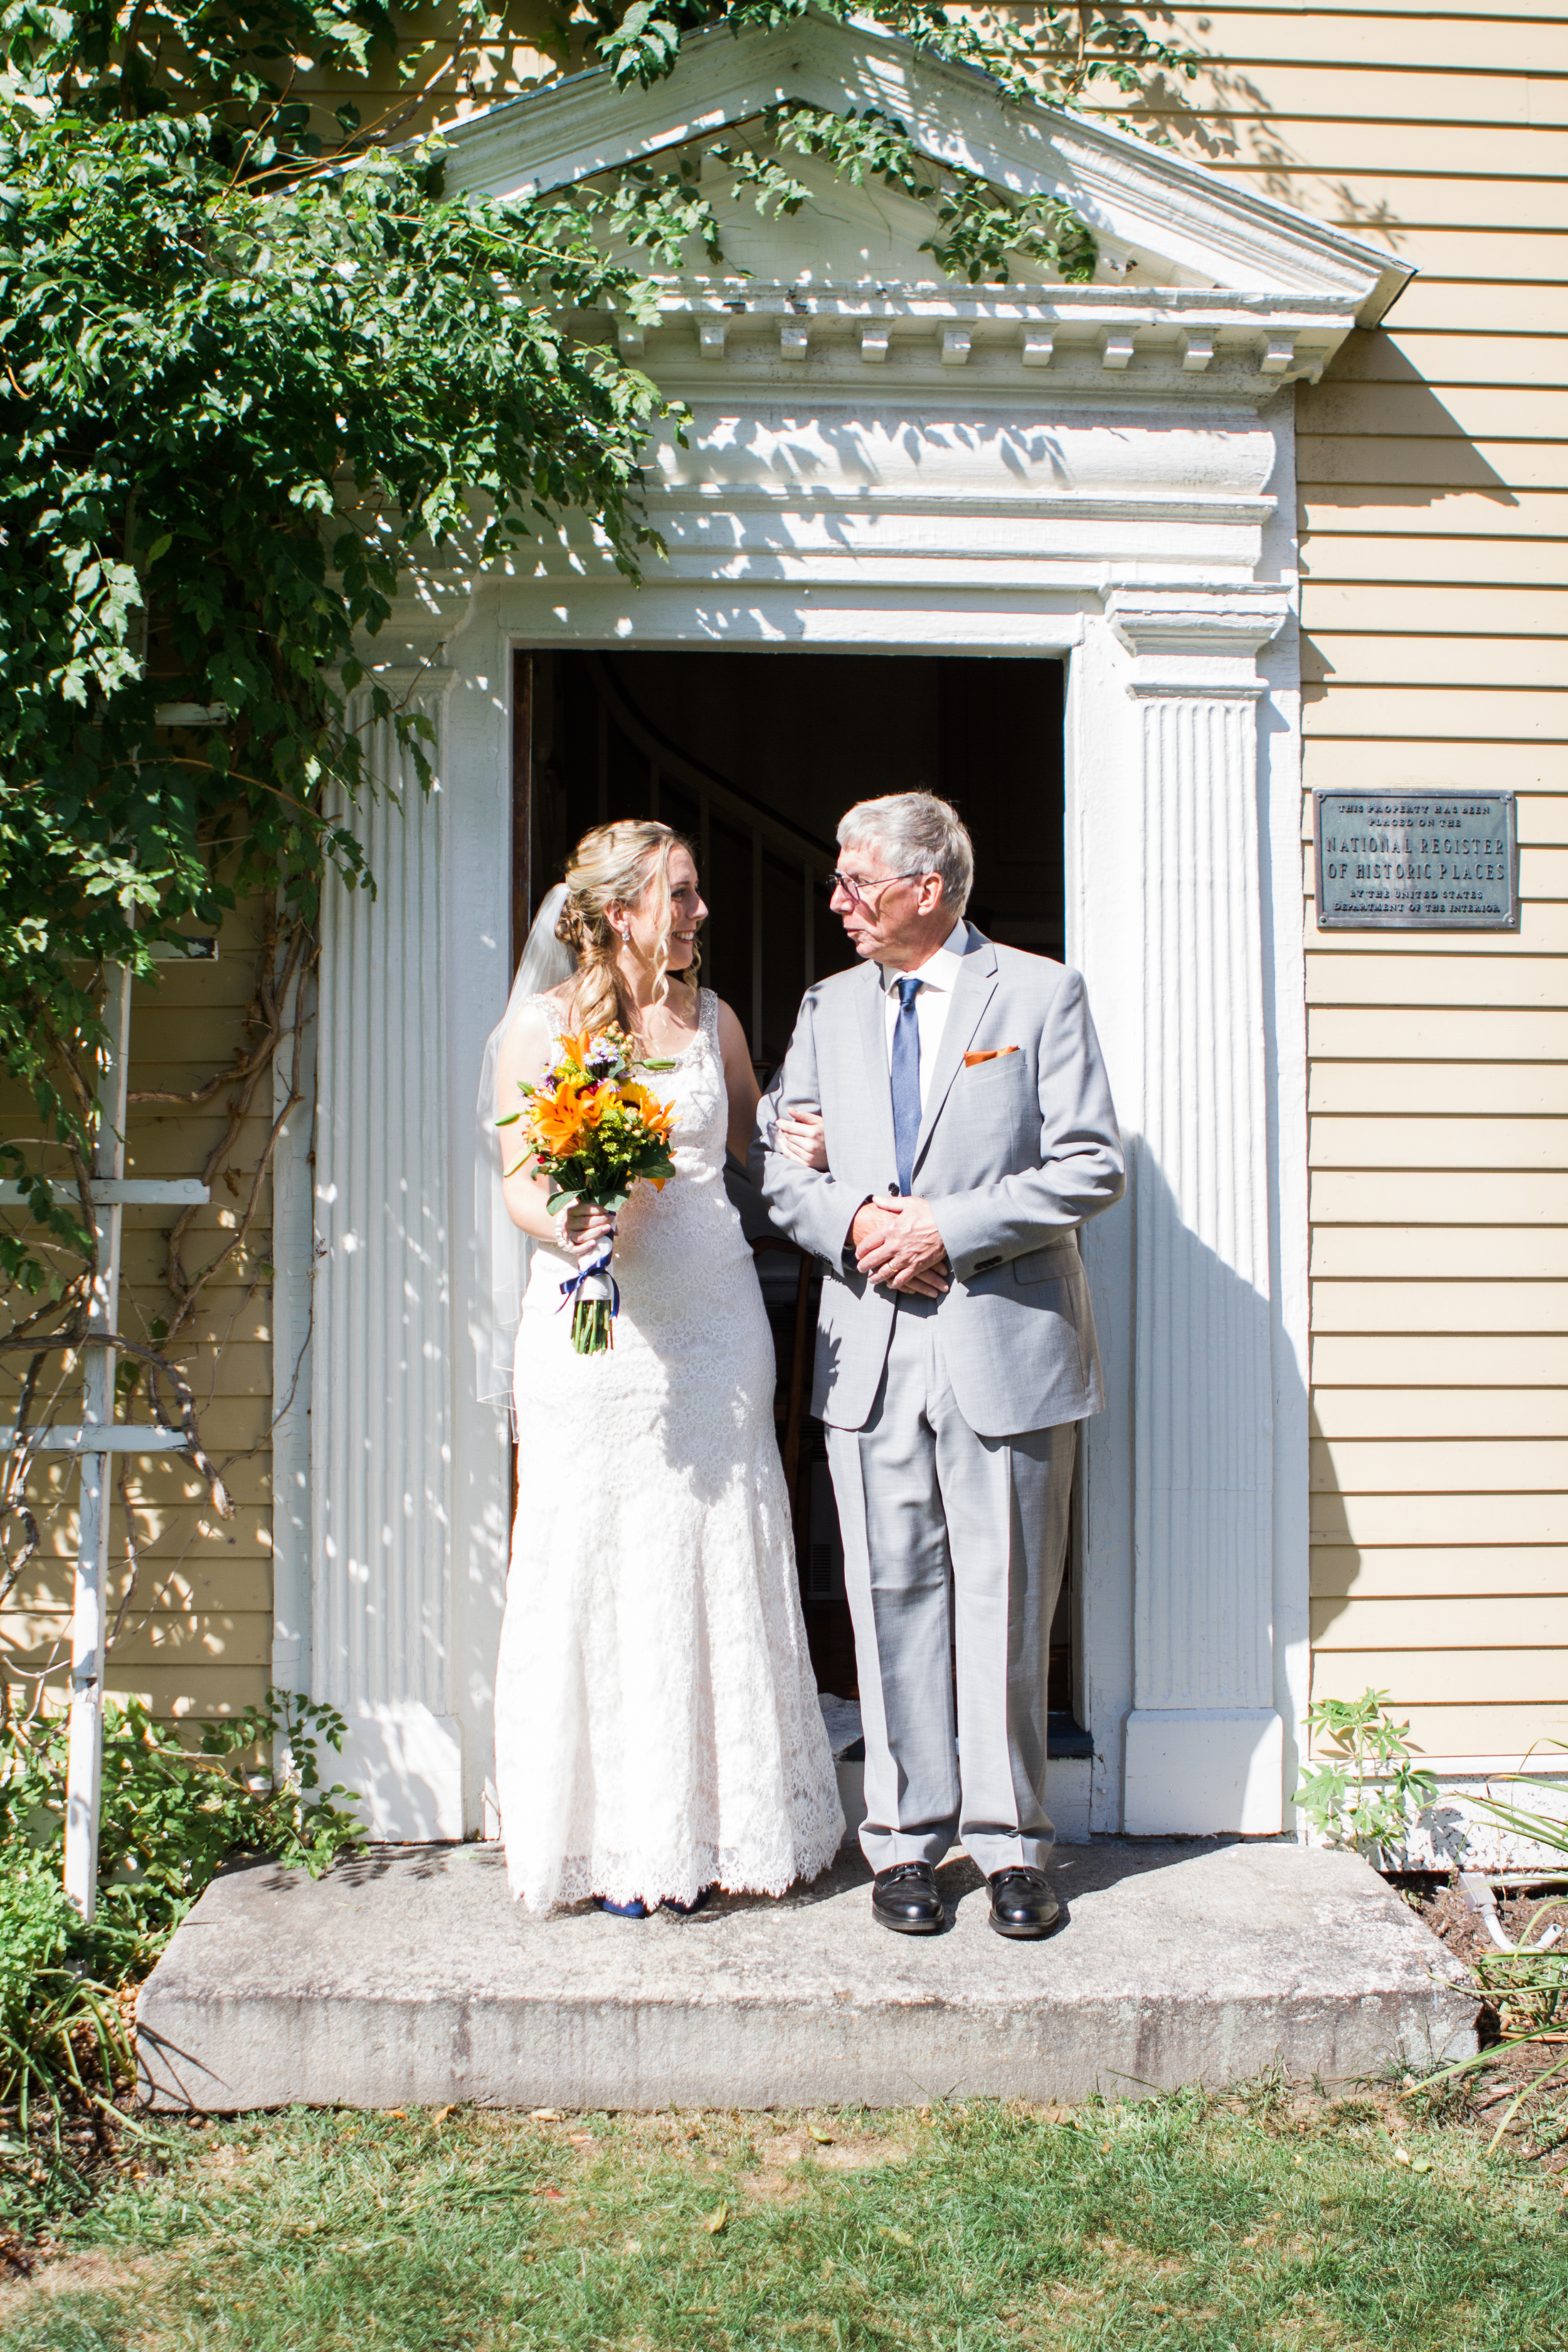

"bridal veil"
[473, 882, 575, 1408]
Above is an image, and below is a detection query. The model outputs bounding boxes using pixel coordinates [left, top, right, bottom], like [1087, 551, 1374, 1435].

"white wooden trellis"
[0, 950, 213, 1922]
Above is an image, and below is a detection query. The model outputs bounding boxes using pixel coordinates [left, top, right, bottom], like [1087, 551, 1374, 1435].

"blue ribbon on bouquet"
[558, 1229, 619, 1323]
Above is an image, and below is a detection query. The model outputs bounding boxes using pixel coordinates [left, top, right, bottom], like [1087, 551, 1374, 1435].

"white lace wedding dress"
[494, 987, 844, 1913]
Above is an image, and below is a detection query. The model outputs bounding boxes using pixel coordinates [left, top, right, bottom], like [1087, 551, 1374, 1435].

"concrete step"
[137, 1840, 1476, 2114]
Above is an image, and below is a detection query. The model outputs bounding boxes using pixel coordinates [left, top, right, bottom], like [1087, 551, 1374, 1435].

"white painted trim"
[311, 669, 464, 1841]
[1256, 406, 1312, 1836]
[270, 955, 315, 1710]
[314, 50, 1323, 1838]
[442, 623, 516, 1836]
[440, 16, 1409, 323]
[1126, 1709, 1286, 1838]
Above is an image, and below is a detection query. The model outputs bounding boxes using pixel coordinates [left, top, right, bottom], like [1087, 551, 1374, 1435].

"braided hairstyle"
[556, 818, 698, 1037]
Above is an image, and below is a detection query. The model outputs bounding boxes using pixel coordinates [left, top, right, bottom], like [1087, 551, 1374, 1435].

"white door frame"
[297, 373, 1310, 1841]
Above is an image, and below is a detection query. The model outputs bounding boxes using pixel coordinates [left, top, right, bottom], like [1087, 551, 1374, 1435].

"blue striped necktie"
[891, 972, 921, 1197]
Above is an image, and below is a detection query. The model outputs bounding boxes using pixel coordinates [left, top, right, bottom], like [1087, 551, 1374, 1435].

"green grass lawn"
[3, 2085, 1565, 2352]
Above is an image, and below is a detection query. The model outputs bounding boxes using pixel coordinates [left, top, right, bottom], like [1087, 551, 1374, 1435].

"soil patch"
[0, 2245, 164, 2319]
[1399, 1868, 1568, 2164]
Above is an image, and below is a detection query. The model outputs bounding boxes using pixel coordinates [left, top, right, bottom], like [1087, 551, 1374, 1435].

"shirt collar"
[880, 919, 969, 996]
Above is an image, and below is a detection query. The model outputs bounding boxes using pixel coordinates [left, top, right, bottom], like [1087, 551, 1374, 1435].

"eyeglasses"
[827, 868, 927, 910]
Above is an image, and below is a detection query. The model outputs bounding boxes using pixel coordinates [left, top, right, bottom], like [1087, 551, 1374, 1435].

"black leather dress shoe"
[987, 1867, 1061, 1939]
[871, 1861, 945, 1934]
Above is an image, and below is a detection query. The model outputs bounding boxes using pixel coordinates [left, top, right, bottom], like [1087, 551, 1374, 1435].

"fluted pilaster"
[1108, 591, 1290, 1833]
[312, 671, 462, 1836]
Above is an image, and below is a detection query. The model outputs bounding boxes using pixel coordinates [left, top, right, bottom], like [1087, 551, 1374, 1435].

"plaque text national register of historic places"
[1313, 791, 1519, 931]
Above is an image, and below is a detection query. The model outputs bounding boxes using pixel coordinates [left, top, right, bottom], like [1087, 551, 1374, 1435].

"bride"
[479, 818, 845, 1915]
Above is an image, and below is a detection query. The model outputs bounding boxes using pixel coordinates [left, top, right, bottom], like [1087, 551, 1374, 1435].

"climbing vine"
[0, 0, 1190, 1703]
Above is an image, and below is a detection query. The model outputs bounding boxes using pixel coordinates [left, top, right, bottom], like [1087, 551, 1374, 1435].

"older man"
[752, 792, 1124, 1939]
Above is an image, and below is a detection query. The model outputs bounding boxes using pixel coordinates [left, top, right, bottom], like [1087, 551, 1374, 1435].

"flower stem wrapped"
[499, 1026, 678, 1356]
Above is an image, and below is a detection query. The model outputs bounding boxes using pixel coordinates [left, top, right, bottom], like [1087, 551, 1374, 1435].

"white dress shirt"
[879, 920, 969, 1108]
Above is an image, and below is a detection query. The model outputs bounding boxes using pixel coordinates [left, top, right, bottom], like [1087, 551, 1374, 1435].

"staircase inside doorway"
[511, 647, 1086, 1748]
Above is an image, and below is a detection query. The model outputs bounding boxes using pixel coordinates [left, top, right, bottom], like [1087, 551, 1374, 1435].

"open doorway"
[512, 648, 1085, 1747]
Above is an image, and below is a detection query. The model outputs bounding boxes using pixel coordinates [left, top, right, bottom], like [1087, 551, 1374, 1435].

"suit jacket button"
[977, 1256, 1001, 1271]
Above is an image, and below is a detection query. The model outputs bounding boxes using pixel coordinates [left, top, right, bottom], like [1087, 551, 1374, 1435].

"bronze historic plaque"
[1313, 790, 1518, 930]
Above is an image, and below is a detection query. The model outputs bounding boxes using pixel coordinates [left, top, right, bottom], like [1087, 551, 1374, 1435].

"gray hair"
[837, 792, 975, 920]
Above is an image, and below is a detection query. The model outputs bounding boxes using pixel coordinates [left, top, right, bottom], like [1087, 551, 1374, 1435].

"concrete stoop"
[137, 1840, 1477, 2113]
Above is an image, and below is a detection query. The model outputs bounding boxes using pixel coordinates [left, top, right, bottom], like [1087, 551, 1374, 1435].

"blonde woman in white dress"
[482, 819, 844, 1915]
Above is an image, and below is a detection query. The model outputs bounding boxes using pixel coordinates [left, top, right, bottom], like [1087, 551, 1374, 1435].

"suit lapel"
[912, 928, 999, 1178]
[852, 958, 899, 1190]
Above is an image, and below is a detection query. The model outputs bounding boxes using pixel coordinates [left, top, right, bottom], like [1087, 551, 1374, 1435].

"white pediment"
[443, 13, 1409, 326]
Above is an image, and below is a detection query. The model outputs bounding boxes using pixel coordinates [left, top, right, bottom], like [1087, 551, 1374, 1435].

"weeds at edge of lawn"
[3, 2084, 1567, 2352]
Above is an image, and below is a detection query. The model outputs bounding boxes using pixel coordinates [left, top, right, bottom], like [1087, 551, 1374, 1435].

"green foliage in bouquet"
[500, 1025, 679, 1352]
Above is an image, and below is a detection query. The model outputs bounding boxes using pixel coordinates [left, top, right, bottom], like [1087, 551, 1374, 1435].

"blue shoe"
[662, 1886, 713, 1916]
[596, 1895, 650, 1919]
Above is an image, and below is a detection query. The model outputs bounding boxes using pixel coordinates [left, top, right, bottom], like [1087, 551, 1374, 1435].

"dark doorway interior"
[512, 649, 1084, 1740]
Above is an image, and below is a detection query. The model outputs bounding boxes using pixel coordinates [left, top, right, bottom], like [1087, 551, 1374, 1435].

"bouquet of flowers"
[499, 1025, 678, 1354]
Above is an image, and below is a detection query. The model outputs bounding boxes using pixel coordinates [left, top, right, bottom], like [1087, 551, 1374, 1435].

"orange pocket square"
[964, 1046, 1020, 1067]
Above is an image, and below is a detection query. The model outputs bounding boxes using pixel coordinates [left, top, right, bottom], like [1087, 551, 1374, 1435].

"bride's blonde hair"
[556, 818, 698, 1036]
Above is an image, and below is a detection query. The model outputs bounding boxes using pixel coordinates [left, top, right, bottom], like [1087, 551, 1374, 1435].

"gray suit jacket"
[750, 926, 1125, 1439]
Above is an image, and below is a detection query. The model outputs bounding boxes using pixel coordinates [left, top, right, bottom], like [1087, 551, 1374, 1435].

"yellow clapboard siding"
[1385, 285, 1568, 335]
[1182, 119, 1568, 174]
[1305, 746, 1565, 798]
[1303, 635, 1563, 689]
[1298, 441, 1566, 490]
[1520, 800, 1568, 847]
[1308, 1115, 1568, 1169]
[1313, 1166, 1562, 1222]
[1311, 1385, 1568, 1436]
[1312, 1231, 1568, 1281]
[1302, 539, 1568, 589]
[147, 1340, 273, 1399]
[1311, 1490, 1568, 1545]
[5, 891, 275, 1732]
[1302, 585, 1568, 634]
[1311, 1594, 1568, 1648]
[1161, 9, 1568, 1773]
[1306, 958, 1568, 1010]
[1313, 1545, 1568, 1598]
[1299, 384, 1568, 442]
[1311, 1435, 1568, 1491]
[1261, 180, 1568, 233]
[1173, 16, 1568, 73]
[12, 1564, 273, 1614]
[1312, 1330, 1568, 1383]
[1312, 334, 1568, 391]
[4, 1613, 272, 1667]
[1320, 1702, 1568, 1759]
[1309, 1064, 1568, 1116]
[1135, 72, 1540, 127]
[1303, 688, 1565, 741]
[1312, 1280, 1568, 1333]
[96, 1666, 272, 1718]
[1310, 1648, 1568, 1705]
[3, 1456, 272, 1520]
[1309, 1007, 1568, 1059]
[1299, 489, 1568, 538]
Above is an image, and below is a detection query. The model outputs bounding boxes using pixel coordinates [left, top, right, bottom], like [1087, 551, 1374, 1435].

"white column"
[270, 948, 315, 1717]
[312, 668, 463, 1838]
[63, 961, 132, 1918]
[1108, 591, 1291, 1835]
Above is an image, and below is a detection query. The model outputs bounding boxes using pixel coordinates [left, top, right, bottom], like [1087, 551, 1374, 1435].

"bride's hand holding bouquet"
[499, 1025, 678, 1355]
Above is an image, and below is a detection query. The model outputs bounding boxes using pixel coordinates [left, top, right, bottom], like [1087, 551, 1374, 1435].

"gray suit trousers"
[825, 1295, 1076, 1879]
